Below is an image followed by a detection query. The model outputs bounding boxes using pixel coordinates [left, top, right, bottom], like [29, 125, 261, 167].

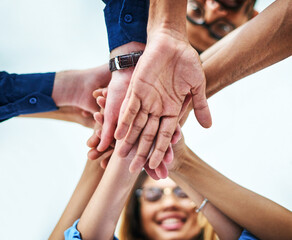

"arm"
[169, 138, 292, 240]
[114, 0, 211, 178]
[76, 140, 140, 240]
[97, 0, 148, 152]
[49, 157, 106, 240]
[1, 64, 112, 122]
[19, 106, 95, 129]
[202, 0, 292, 99]
[0, 71, 57, 121]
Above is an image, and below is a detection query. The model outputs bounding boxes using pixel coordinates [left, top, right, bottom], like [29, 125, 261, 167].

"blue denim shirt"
[65, 219, 258, 240]
[239, 229, 259, 240]
[102, 0, 149, 51]
[0, 71, 57, 122]
[65, 219, 118, 240]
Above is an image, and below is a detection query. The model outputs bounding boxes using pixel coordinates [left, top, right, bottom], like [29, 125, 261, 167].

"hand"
[115, 30, 212, 174]
[87, 89, 115, 168]
[52, 64, 111, 115]
[96, 42, 146, 152]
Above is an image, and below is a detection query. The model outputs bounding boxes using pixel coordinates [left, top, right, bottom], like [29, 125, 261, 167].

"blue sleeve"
[0, 71, 58, 122]
[65, 219, 119, 240]
[102, 0, 149, 51]
[238, 229, 259, 240]
[64, 219, 82, 240]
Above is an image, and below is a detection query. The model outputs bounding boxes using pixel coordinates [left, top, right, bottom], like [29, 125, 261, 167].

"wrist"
[203, 58, 226, 99]
[52, 70, 79, 106]
[169, 145, 200, 178]
[110, 41, 145, 58]
[148, 0, 188, 40]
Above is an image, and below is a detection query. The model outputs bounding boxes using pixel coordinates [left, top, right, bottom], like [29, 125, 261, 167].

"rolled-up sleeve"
[0, 71, 57, 122]
[102, 0, 149, 51]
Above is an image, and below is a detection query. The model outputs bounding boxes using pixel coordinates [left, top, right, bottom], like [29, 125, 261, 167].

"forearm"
[77, 150, 139, 240]
[148, 0, 187, 39]
[170, 147, 242, 240]
[49, 159, 105, 240]
[200, 25, 244, 63]
[203, 0, 292, 99]
[170, 146, 292, 240]
[19, 106, 95, 129]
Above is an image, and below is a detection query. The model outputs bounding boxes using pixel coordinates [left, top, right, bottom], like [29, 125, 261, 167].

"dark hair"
[119, 170, 149, 240]
[119, 171, 217, 240]
[217, 0, 256, 19]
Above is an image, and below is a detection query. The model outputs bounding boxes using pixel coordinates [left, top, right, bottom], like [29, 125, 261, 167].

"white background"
[0, 0, 291, 239]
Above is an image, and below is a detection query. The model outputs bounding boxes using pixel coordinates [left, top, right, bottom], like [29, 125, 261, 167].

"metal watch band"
[109, 51, 143, 72]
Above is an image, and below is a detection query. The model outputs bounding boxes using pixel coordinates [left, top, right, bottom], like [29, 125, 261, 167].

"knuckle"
[132, 122, 144, 133]
[155, 147, 166, 154]
[136, 154, 148, 162]
[124, 138, 135, 146]
[120, 121, 130, 129]
[159, 130, 173, 139]
[142, 133, 156, 143]
[129, 107, 138, 116]
[141, 108, 149, 115]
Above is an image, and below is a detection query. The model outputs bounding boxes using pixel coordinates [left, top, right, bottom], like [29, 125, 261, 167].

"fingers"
[99, 148, 114, 169]
[148, 116, 177, 169]
[128, 115, 160, 173]
[178, 93, 192, 120]
[94, 112, 103, 126]
[163, 144, 173, 164]
[118, 109, 148, 158]
[143, 162, 160, 180]
[115, 94, 141, 140]
[154, 161, 168, 179]
[97, 97, 122, 152]
[87, 148, 100, 160]
[144, 145, 172, 179]
[171, 124, 181, 145]
[87, 130, 101, 148]
[96, 97, 106, 109]
[191, 85, 212, 128]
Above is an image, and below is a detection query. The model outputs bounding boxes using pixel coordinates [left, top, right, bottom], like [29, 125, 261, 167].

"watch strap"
[109, 51, 143, 72]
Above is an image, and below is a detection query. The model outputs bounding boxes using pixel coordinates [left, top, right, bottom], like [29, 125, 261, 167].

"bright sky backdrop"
[0, 0, 291, 239]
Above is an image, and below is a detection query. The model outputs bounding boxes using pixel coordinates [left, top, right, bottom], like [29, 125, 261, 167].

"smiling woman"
[119, 171, 216, 240]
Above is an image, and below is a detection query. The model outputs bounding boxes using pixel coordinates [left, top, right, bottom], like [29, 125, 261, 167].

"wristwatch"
[109, 51, 143, 72]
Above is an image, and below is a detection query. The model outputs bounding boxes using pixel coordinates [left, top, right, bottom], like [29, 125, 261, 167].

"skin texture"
[21, 64, 112, 128]
[96, 0, 212, 179]
[114, 0, 212, 178]
[97, 42, 146, 153]
[202, 0, 292, 98]
[168, 136, 292, 240]
[139, 177, 202, 240]
[93, 0, 256, 179]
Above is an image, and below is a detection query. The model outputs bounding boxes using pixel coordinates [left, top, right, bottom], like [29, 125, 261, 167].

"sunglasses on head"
[136, 186, 189, 202]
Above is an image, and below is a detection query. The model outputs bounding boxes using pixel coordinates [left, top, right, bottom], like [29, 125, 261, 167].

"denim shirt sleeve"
[102, 0, 149, 51]
[0, 71, 58, 122]
[238, 229, 259, 240]
[64, 219, 119, 240]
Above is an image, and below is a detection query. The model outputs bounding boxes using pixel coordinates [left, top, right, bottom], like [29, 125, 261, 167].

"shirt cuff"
[103, 0, 148, 51]
[0, 71, 58, 122]
[64, 219, 82, 240]
[64, 219, 119, 240]
[238, 229, 259, 240]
